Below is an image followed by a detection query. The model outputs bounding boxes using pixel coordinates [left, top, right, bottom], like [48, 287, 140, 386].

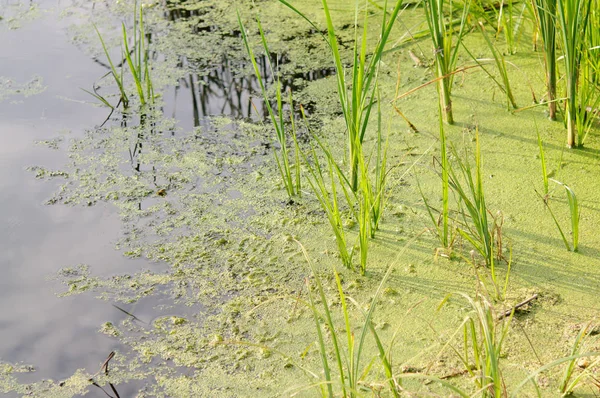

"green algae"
[9, 0, 600, 396]
[1, 367, 90, 398]
[0, 2, 41, 30]
[0, 75, 46, 102]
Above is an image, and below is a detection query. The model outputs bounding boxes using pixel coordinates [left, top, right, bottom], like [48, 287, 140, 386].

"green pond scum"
[0, 75, 46, 102]
[4, 0, 600, 396]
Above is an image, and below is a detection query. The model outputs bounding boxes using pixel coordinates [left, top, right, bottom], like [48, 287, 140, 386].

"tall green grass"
[302, 124, 390, 274]
[531, 0, 557, 120]
[295, 237, 423, 397]
[421, 111, 451, 250]
[91, 1, 154, 110]
[238, 15, 301, 198]
[278, 0, 403, 191]
[497, 0, 516, 54]
[573, 51, 600, 146]
[586, 0, 600, 85]
[548, 179, 580, 252]
[447, 131, 498, 279]
[423, 0, 470, 124]
[303, 139, 356, 270]
[556, 0, 591, 147]
[368, 90, 390, 237]
[422, 124, 508, 298]
[453, 294, 511, 397]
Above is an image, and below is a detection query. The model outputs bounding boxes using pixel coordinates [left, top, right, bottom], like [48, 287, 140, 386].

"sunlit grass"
[296, 239, 413, 397]
[532, 0, 557, 120]
[556, 0, 591, 147]
[540, 179, 580, 252]
[278, 0, 403, 191]
[423, 0, 470, 124]
[91, 1, 154, 110]
[238, 15, 301, 198]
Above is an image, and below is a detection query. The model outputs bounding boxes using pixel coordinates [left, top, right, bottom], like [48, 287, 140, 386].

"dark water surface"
[0, 1, 161, 393]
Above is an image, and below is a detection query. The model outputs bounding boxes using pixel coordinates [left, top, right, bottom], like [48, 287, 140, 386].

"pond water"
[0, 0, 158, 392]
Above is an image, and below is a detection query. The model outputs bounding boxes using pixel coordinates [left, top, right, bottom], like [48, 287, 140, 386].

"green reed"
[553, 179, 580, 252]
[92, 2, 154, 110]
[586, 0, 600, 84]
[556, 0, 591, 147]
[448, 131, 493, 266]
[238, 15, 301, 198]
[573, 51, 600, 146]
[423, 0, 470, 124]
[535, 124, 549, 196]
[304, 140, 355, 270]
[300, 93, 393, 274]
[480, 22, 518, 110]
[455, 294, 511, 397]
[278, 0, 403, 192]
[369, 90, 390, 237]
[421, 111, 451, 249]
[92, 27, 128, 109]
[532, 0, 557, 120]
[449, 130, 510, 298]
[304, 134, 371, 274]
[497, 0, 528, 54]
[297, 239, 411, 397]
[497, 0, 516, 54]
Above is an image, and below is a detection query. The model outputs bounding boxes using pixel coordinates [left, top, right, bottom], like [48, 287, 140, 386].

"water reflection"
[166, 54, 335, 129]
[160, 0, 335, 127]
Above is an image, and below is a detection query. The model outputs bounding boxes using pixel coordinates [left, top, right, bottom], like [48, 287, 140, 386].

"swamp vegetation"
[2, 0, 600, 396]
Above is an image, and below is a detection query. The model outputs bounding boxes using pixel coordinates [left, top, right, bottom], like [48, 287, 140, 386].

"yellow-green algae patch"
[8, 0, 600, 396]
[0, 75, 46, 102]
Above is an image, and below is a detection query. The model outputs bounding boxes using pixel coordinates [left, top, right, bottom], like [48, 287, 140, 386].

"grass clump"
[423, 124, 508, 299]
[560, 322, 600, 395]
[278, 0, 403, 192]
[296, 240, 408, 397]
[556, 0, 592, 147]
[450, 294, 512, 397]
[90, 1, 154, 110]
[423, 0, 470, 125]
[303, 138, 356, 270]
[302, 121, 390, 274]
[238, 15, 302, 199]
[531, 0, 558, 120]
[448, 130, 508, 299]
[542, 179, 580, 252]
